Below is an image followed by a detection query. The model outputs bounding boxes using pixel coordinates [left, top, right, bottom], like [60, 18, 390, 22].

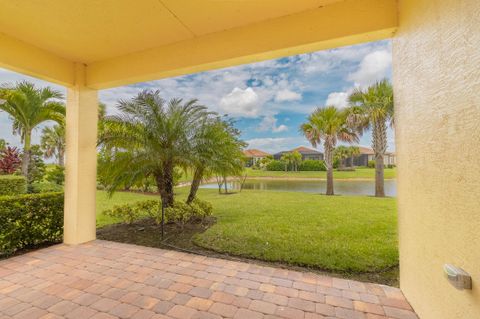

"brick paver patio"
[0, 240, 418, 319]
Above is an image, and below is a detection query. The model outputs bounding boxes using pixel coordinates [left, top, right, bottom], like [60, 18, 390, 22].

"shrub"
[26, 145, 46, 187]
[265, 160, 285, 171]
[164, 201, 192, 226]
[103, 198, 213, 226]
[0, 192, 64, 254]
[45, 165, 65, 185]
[30, 182, 63, 193]
[0, 175, 27, 196]
[103, 200, 157, 224]
[0, 147, 22, 174]
[387, 164, 396, 168]
[193, 198, 213, 217]
[368, 160, 375, 168]
[299, 160, 326, 171]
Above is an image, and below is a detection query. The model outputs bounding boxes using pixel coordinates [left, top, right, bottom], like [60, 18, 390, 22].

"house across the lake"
[243, 149, 271, 167]
[347, 146, 396, 167]
[274, 146, 324, 161]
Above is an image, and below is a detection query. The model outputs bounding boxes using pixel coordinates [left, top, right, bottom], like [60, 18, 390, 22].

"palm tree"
[300, 106, 359, 195]
[186, 117, 245, 203]
[347, 146, 360, 168]
[291, 151, 302, 171]
[335, 145, 361, 169]
[41, 124, 65, 166]
[280, 152, 295, 172]
[334, 145, 350, 169]
[0, 81, 65, 176]
[347, 79, 393, 197]
[99, 90, 209, 207]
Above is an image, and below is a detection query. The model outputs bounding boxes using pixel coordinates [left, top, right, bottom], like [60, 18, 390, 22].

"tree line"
[0, 83, 245, 207]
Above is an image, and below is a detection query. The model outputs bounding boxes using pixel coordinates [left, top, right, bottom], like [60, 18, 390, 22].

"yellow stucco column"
[63, 63, 98, 245]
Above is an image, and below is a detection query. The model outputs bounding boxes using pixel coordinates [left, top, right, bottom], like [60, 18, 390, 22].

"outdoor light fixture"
[444, 264, 472, 290]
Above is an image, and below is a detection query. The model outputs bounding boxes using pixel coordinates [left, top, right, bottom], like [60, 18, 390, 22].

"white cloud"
[324, 49, 392, 109]
[219, 87, 260, 117]
[257, 115, 288, 133]
[274, 89, 302, 102]
[246, 137, 310, 153]
[347, 50, 391, 87]
[325, 91, 350, 108]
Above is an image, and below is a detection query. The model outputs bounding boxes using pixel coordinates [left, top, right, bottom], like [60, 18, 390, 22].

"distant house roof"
[357, 146, 395, 156]
[358, 146, 375, 155]
[274, 146, 323, 157]
[290, 146, 322, 155]
[243, 149, 270, 158]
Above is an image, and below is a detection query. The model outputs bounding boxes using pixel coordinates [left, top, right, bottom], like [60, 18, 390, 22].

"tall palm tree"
[186, 117, 245, 204]
[0, 81, 64, 176]
[41, 124, 65, 166]
[347, 79, 393, 197]
[99, 90, 209, 207]
[300, 106, 359, 195]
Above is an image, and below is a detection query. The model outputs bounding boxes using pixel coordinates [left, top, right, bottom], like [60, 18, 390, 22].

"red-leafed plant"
[0, 147, 22, 174]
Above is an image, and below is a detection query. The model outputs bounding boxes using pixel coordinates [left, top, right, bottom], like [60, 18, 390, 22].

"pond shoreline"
[176, 175, 396, 187]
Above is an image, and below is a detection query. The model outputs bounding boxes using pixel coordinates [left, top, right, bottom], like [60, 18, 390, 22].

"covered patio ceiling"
[0, 0, 397, 89]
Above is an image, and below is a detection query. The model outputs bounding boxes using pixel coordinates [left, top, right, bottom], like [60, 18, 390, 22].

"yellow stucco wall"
[393, 0, 480, 318]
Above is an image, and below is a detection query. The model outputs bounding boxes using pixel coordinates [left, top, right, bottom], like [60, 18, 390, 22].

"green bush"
[0, 192, 64, 254]
[193, 198, 213, 217]
[45, 165, 65, 185]
[30, 182, 63, 193]
[104, 200, 158, 224]
[368, 160, 375, 168]
[265, 160, 285, 171]
[103, 198, 213, 226]
[298, 160, 326, 171]
[0, 175, 27, 196]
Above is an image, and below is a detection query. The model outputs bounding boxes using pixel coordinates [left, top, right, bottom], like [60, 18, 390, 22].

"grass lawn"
[244, 167, 396, 179]
[96, 188, 398, 276]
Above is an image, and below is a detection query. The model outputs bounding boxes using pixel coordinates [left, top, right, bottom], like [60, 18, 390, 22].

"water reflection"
[200, 179, 396, 197]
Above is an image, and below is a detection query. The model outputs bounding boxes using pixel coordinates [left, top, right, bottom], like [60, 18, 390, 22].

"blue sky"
[0, 40, 394, 154]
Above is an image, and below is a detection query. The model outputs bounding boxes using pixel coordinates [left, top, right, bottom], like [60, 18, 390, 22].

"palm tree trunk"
[155, 161, 175, 207]
[21, 130, 31, 177]
[372, 120, 387, 197]
[375, 154, 385, 197]
[187, 167, 203, 204]
[324, 140, 334, 195]
[58, 148, 65, 167]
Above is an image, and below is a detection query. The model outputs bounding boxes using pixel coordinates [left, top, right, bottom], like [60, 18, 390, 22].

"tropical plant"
[300, 106, 359, 195]
[347, 79, 393, 197]
[0, 139, 6, 150]
[334, 145, 360, 169]
[334, 146, 350, 169]
[0, 81, 65, 177]
[99, 90, 209, 208]
[186, 117, 245, 203]
[41, 124, 65, 166]
[26, 145, 46, 187]
[0, 146, 22, 174]
[280, 152, 295, 172]
[45, 165, 65, 185]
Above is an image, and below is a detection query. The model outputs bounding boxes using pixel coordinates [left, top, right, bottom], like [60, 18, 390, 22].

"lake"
[201, 179, 397, 197]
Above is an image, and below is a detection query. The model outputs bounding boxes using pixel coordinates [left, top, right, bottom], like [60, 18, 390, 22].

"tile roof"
[243, 149, 271, 157]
